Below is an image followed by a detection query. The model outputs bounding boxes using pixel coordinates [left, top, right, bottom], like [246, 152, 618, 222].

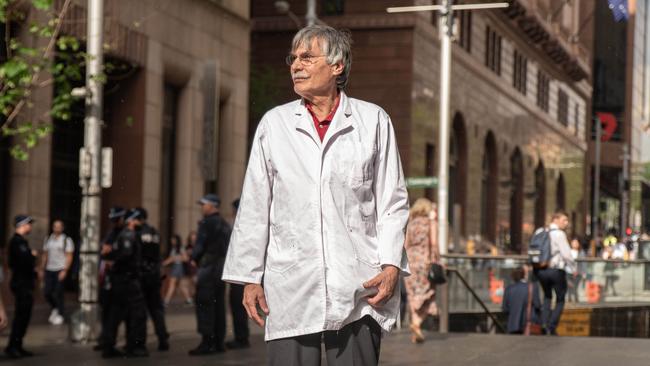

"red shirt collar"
[305, 94, 340, 124]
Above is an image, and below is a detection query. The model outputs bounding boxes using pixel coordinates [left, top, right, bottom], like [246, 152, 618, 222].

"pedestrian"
[94, 206, 126, 352]
[222, 25, 409, 366]
[403, 198, 439, 343]
[188, 194, 232, 356]
[502, 267, 541, 334]
[567, 237, 586, 303]
[136, 207, 170, 351]
[39, 219, 74, 325]
[533, 210, 576, 336]
[225, 198, 249, 349]
[186, 231, 198, 285]
[5, 215, 37, 359]
[163, 234, 193, 306]
[102, 209, 148, 358]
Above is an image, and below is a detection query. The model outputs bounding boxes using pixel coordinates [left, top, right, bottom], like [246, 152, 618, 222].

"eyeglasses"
[285, 53, 326, 66]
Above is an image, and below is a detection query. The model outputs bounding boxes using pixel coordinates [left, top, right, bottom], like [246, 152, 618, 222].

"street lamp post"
[76, 0, 105, 342]
[387, 1, 509, 334]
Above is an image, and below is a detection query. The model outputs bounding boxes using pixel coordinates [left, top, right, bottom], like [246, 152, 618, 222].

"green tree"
[1, 0, 84, 160]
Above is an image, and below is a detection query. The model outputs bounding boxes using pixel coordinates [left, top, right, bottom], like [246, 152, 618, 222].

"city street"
[0, 305, 648, 366]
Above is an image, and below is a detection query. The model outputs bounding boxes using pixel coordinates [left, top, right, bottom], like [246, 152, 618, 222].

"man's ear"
[331, 61, 344, 76]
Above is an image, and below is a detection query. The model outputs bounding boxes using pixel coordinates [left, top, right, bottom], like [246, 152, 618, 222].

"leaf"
[31, 0, 52, 10]
[125, 116, 134, 127]
[10, 145, 28, 161]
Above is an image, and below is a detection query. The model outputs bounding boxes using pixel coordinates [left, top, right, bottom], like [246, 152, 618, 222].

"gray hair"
[291, 25, 352, 90]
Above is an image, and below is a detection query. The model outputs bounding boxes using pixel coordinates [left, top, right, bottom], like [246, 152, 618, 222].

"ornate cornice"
[501, 0, 588, 82]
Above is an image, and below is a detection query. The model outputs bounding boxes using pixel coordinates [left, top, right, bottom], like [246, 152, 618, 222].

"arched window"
[534, 161, 546, 228]
[480, 132, 498, 242]
[556, 173, 566, 211]
[450, 114, 467, 235]
[510, 148, 524, 253]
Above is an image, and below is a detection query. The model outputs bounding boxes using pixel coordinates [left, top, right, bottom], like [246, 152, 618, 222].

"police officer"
[225, 198, 249, 349]
[136, 207, 170, 351]
[102, 209, 148, 359]
[95, 206, 126, 352]
[5, 215, 37, 359]
[188, 194, 232, 356]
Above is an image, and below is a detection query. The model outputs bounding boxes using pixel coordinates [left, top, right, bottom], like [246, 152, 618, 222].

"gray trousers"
[267, 315, 381, 366]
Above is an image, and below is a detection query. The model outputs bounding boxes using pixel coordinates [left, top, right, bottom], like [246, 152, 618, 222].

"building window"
[425, 143, 435, 200]
[509, 149, 524, 253]
[534, 162, 546, 229]
[574, 103, 580, 135]
[481, 132, 498, 243]
[537, 70, 550, 112]
[161, 84, 179, 246]
[457, 11, 472, 52]
[485, 26, 502, 75]
[558, 89, 569, 126]
[513, 50, 527, 95]
[322, 0, 344, 16]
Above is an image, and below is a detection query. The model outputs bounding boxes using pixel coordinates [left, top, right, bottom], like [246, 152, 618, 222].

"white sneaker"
[48, 309, 59, 324]
[51, 314, 64, 325]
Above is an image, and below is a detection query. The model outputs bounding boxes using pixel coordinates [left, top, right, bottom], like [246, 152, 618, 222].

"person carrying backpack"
[530, 210, 575, 335]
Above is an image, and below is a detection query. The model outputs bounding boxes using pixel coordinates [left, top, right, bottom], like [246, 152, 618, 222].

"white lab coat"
[222, 92, 410, 341]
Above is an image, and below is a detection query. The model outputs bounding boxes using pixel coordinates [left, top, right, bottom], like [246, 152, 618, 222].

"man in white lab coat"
[222, 25, 409, 366]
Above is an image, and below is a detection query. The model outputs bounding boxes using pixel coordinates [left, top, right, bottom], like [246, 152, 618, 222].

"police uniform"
[190, 194, 232, 354]
[137, 213, 169, 350]
[5, 216, 36, 358]
[95, 207, 126, 351]
[102, 212, 148, 358]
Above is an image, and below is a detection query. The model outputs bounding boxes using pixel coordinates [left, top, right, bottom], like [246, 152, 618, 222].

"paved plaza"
[0, 305, 648, 365]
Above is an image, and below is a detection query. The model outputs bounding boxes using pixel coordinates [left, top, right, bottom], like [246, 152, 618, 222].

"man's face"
[19, 223, 32, 235]
[201, 203, 217, 216]
[290, 38, 342, 99]
[555, 215, 569, 230]
[52, 221, 64, 235]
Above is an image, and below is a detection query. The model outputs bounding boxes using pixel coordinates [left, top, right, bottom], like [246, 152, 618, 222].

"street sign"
[101, 147, 113, 188]
[406, 176, 438, 189]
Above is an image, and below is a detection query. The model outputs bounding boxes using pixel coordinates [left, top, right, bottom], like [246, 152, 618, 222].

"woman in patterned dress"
[404, 198, 440, 343]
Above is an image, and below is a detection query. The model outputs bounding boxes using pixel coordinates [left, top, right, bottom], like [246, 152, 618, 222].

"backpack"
[528, 227, 552, 269]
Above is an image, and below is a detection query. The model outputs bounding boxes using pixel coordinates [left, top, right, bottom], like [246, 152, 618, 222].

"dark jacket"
[191, 213, 231, 268]
[104, 228, 141, 279]
[7, 233, 36, 288]
[138, 223, 161, 275]
[502, 281, 541, 334]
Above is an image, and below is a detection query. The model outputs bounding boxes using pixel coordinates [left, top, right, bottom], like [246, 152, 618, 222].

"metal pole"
[437, 0, 453, 334]
[306, 0, 317, 26]
[592, 116, 601, 241]
[621, 144, 629, 235]
[77, 0, 104, 342]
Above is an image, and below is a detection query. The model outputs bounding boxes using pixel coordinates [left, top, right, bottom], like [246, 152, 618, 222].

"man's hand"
[58, 270, 67, 282]
[243, 283, 269, 327]
[363, 265, 400, 308]
[100, 243, 112, 256]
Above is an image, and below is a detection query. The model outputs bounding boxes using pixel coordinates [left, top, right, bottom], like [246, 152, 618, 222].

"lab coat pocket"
[266, 224, 300, 274]
[347, 218, 381, 268]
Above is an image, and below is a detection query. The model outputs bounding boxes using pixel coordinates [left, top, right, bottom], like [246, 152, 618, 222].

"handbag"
[524, 282, 543, 335]
[428, 263, 447, 285]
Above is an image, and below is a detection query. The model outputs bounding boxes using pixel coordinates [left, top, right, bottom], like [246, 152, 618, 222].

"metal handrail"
[442, 253, 650, 264]
[446, 267, 506, 334]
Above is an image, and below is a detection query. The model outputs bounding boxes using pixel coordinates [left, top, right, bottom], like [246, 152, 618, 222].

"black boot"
[225, 339, 250, 349]
[102, 347, 125, 359]
[158, 339, 170, 351]
[4, 346, 22, 359]
[188, 337, 223, 356]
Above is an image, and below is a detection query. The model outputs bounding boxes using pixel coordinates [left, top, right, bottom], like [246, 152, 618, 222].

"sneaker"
[48, 309, 59, 324]
[184, 299, 194, 306]
[51, 314, 64, 325]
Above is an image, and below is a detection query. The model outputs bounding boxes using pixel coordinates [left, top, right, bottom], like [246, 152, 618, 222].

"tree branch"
[1, 0, 72, 130]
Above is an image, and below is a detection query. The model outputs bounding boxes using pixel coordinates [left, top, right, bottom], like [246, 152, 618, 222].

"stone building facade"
[1, 0, 250, 250]
[250, 0, 593, 253]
